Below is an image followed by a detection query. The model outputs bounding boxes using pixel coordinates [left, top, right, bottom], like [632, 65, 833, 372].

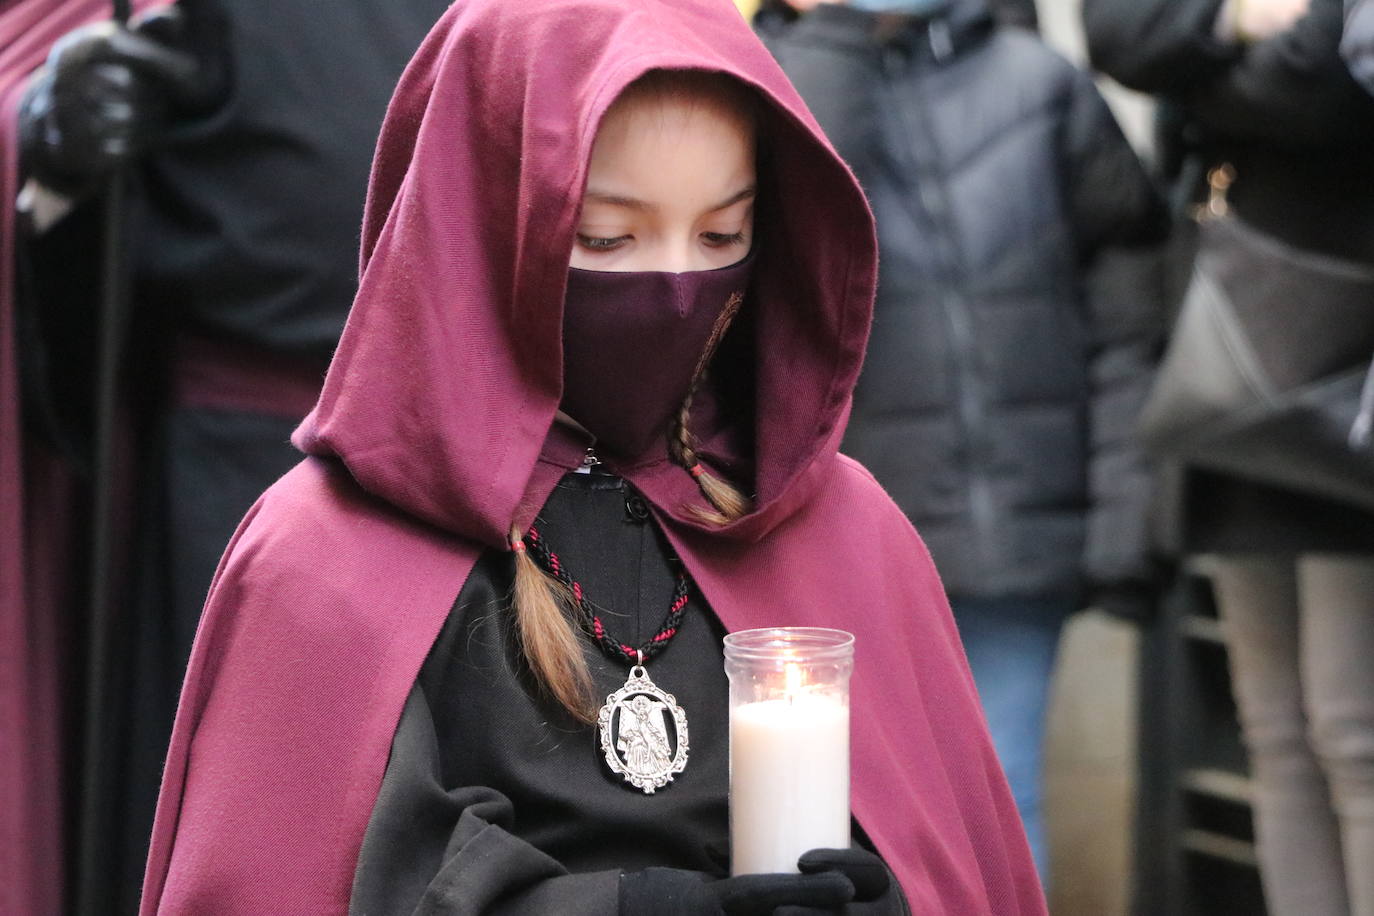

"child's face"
[572, 90, 756, 273]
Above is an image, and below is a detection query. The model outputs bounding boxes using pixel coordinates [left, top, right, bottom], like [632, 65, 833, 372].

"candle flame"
[784, 661, 802, 701]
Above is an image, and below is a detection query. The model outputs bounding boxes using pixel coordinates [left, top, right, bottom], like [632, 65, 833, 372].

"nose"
[656, 236, 704, 274]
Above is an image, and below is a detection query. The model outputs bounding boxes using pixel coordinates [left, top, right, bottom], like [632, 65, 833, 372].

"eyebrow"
[583, 185, 757, 214]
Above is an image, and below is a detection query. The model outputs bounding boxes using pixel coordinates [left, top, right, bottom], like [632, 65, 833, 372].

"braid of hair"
[670, 292, 753, 525]
[508, 526, 598, 723]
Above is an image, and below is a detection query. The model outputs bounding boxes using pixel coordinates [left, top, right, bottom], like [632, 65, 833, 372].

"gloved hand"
[775, 848, 910, 916]
[18, 6, 219, 195]
[619, 865, 855, 916]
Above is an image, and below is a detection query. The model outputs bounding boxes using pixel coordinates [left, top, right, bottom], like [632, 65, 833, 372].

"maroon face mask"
[560, 255, 753, 462]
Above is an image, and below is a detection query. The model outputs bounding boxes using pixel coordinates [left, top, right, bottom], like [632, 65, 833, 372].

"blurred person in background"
[759, 0, 1169, 881]
[8, 0, 448, 910]
[1084, 1, 1374, 914]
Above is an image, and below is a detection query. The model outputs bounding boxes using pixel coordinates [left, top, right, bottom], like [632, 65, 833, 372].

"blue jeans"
[950, 596, 1071, 880]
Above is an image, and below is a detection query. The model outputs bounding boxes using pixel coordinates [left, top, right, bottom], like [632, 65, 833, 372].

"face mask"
[560, 255, 752, 462]
[846, 0, 951, 13]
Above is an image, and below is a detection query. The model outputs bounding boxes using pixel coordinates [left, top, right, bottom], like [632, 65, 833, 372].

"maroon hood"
[292, 0, 876, 547]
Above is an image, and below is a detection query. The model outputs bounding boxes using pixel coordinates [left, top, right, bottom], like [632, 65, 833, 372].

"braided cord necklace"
[523, 525, 691, 794]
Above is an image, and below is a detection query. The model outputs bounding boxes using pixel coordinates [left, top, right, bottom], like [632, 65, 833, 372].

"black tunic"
[350, 471, 732, 914]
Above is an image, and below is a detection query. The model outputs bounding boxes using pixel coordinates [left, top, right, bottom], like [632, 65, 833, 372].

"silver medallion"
[597, 665, 689, 793]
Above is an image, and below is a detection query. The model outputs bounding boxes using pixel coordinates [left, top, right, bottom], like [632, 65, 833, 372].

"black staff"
[77, 0, 133, 907]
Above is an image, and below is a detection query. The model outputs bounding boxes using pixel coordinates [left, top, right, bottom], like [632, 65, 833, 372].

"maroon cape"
[141, 1, 1045, 912]
[1, 2, 159, 912]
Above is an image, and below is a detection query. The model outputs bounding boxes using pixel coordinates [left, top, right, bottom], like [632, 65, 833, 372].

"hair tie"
[512, 538, 527, 553]
[689, 464, 706, 479]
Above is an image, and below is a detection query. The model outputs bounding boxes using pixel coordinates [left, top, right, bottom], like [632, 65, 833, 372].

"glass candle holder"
[723, 627, 854, 876]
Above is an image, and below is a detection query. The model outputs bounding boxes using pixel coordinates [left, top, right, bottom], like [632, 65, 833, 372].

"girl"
[140, 1, 1044, 913]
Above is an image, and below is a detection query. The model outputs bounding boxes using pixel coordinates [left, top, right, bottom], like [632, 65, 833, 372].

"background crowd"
[3, 0, 1373, 913]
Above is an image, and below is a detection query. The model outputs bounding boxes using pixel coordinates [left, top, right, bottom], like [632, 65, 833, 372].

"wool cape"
[140, 1, 1045, 913]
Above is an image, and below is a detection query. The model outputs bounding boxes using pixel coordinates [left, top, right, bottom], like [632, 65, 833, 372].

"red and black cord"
[523, 525, 690, 665]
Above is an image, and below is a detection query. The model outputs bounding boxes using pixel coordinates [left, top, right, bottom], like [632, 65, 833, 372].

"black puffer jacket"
[766, 2, 1168, 602]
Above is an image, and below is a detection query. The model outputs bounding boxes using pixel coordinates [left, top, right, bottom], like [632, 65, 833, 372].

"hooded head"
[557, 69, 761, 508]
[293, 0, 876, 550]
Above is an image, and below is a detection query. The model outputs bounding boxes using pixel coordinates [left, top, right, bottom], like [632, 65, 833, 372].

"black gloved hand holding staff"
[18, 6, 218, 197]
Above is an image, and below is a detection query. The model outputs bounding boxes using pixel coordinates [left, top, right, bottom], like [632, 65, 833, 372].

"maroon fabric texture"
[1, 2, 161, 913]
[561, 256, 753, 461]
[141, 1, 1045, 913]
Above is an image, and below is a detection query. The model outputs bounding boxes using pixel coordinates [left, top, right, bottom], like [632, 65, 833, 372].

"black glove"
[774, 848, 909, 916]
[619, 866, 854, 916]
[18, 6, 218, 195]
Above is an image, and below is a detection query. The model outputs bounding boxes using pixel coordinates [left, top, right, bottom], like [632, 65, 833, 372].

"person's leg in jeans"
[951, 595, 1070, 880]
[1211, 555, 1348, 916]
[1300, 554, 1374, 916]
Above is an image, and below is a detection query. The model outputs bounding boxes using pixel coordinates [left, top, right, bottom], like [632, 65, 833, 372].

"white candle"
[729, 688, 850, 875]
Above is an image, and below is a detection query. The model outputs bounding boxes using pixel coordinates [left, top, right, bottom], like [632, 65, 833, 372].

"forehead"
[583, 88, 756, 203]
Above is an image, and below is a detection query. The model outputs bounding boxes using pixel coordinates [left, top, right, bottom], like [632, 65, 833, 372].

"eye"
[702, 231, 746, 248]
[577, 233, 631, 252]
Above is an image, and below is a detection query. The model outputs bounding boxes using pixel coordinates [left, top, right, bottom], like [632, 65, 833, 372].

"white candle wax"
[729, 693, 850, 875]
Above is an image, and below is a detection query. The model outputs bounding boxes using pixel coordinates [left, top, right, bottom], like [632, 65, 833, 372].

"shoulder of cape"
[142, 457, 485, 915]
[825, 453, 933, 553]
[735, 452, 953, 628]
[244, 454, 466, 550]
[212, 456, 481, 620]
[812, 454, 956, 631]
[186, 455, 485, 704]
